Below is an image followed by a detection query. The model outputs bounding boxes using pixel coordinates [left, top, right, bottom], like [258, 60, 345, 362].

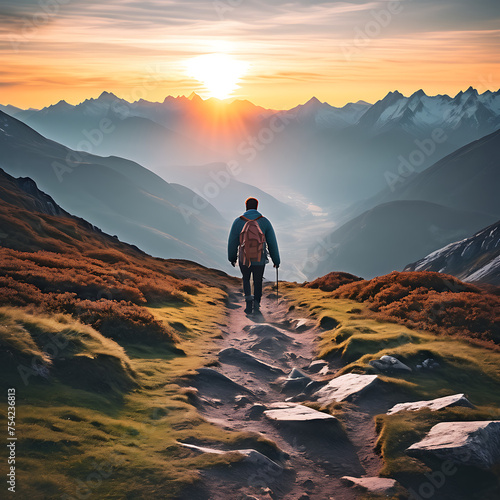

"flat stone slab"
[316, 373, 379, 404]
[218, 348, 285, 374]
[341, 476, 398, 495]
[264, 402, 336, 423]
[407, 420, 500, 469]
[179, 443, 282, 471]
[388, 393, 473, 415]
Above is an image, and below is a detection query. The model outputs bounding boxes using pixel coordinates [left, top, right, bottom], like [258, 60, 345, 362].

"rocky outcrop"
[387, 394, 473, 415]
[315, 373, 379, 404]
[407, 420, 500, 469]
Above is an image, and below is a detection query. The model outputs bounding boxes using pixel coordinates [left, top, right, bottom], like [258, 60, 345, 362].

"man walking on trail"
[228, 197, 280, 314]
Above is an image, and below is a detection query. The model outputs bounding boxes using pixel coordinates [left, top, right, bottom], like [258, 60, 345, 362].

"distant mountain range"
[313, 200, 494, 280]
[310, 128, 500, 280]
[0, 110, 227, 268]
[405, 220, 500, 286]
[5, 88, 499, 211]
[2, 87, 499, 281]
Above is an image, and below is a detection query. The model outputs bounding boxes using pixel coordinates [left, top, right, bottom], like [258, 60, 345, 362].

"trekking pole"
[276, 266, 279, 305]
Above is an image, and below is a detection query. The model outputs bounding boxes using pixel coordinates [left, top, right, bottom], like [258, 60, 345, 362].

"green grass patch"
[0, 285, 274, 499]
[283, 283, 500, 496]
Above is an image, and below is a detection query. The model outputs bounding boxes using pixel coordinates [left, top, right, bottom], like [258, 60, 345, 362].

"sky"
[0, 0, 499, 109]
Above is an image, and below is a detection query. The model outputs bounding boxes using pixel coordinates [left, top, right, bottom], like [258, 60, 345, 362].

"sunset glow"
[0, 1, 499, 109]
[185, 54, 249, 100]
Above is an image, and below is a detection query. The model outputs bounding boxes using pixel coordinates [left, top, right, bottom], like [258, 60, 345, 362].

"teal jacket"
[228, 209, 280, 266]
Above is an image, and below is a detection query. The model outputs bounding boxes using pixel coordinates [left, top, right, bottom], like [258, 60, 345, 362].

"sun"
[185, 53, 249, 100]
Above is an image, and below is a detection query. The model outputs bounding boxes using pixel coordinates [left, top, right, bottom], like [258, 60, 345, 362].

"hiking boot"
[253, 300, 261, 314]
[244, 300, 253, 314]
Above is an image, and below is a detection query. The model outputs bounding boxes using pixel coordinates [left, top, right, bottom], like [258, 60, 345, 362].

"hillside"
[312, 200, 494, 279]
[1, 170, 500, 499]
[405, 220, 500, 286]
[0, 110, 227, 268]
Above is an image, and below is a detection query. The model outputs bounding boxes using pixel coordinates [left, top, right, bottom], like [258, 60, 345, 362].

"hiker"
[228, 197, 280, 314]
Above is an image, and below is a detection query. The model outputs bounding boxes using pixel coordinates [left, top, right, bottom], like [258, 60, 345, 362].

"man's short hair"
[245, 197, 258, 210]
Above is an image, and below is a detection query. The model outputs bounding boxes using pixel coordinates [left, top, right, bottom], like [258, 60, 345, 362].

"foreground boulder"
[407, 421, 500, 469]
[341, 476, 398, 495]
[264, 402, 337, 423]
[387, 394, 473, 415]
[315, 373, 379, 404]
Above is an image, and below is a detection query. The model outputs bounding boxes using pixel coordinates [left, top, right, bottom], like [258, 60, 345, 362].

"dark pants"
[239, 264, 265, 303]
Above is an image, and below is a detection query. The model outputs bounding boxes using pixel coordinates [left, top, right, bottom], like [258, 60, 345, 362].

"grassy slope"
[0, 169, 277, 499]
[282, 283, 500, 498]
[0, 287, 282, 499]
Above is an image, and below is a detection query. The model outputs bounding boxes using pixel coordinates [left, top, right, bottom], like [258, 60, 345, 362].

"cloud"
[0, 0, 498, 107]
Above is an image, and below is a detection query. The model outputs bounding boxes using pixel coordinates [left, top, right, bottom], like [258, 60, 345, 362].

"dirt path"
[185, 285, 385, 500]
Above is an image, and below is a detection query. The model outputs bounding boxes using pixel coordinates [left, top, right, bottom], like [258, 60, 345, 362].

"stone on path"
[387, 393, 473, 415]
[308, 360, 328, 374]
[247, 403, 267, 420]
[341, 476, 398, 495]
[195, 368, 254, 395]
[315, 373, 379, 404]
[283, 368, 312, 391]
[407, 420, 500, 469]
[179, 442, 282, 471]
[264, 402, 337, 423]
[292, 318, 314, 332]
[218, 347, 285, 374]
[369, 355, 412, 373]
[244, 324, 292, 341]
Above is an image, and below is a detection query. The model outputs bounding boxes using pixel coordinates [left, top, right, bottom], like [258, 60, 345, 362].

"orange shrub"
[332, 271, 500, 346]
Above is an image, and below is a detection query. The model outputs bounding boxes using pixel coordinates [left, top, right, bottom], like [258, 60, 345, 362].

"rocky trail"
[180, 286, 401, 500]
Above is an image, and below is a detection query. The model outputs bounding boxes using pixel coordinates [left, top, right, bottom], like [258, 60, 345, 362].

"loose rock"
[218, 348, 285, 374]
[179, 442, 282, 471]
[369, 355, 412, 373]
[283, 368, 312, 391]
[247, 403, 267, 420]
[341, 476, 398, 495]
[308, 360, 328, 374]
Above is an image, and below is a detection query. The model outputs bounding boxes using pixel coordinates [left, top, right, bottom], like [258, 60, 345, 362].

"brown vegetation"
[304, 271, 363, 291]
[0, 170, 237, 345]
[332, 271, 500, 345]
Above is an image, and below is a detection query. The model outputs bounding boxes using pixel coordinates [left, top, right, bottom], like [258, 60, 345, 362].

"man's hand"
[273, 264, 279, 269]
